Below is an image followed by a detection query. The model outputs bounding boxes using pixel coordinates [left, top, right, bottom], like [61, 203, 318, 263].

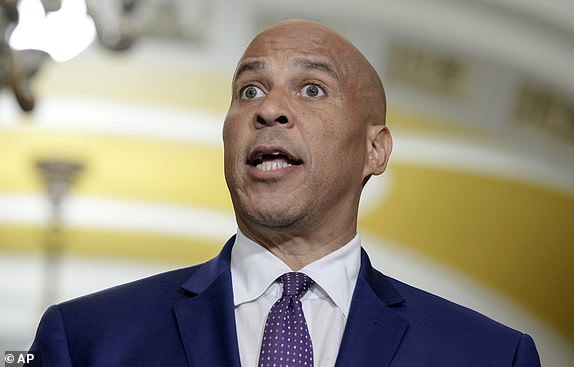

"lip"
[247, 145, 302, 165]
[246, 145, 303, 180]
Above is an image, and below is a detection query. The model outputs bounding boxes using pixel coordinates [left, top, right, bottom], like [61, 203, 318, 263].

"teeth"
[256, 160, 292, 171]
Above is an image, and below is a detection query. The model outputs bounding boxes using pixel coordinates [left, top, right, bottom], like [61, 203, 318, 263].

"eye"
[301, 84, 325, 98]
[240, 85, 264, 99]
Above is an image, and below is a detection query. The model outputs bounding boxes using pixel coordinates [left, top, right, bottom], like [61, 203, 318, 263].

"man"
[29, 20, 541, 366]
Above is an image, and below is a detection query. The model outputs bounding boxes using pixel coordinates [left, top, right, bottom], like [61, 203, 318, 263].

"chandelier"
[0, 0, 207, 112]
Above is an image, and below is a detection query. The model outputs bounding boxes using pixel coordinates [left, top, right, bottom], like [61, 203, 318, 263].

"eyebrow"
[233, 58, 342, 87]
[234, 60, 265, 82]
[293, 59, 342, 86]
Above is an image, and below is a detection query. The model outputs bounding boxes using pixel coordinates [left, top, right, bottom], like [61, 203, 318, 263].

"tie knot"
[280, 272, 313, 299]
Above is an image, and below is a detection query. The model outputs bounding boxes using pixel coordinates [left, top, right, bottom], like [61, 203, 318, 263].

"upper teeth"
[256, 161, 292, 171]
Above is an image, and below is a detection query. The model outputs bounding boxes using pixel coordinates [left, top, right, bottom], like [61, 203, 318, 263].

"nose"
[253, 90, 293, 129]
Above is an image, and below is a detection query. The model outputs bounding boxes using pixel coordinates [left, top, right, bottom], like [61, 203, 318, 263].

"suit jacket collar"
[174, 238, 408, 367]
[174, 236, 241, 367]
[335, 248, 409, 367]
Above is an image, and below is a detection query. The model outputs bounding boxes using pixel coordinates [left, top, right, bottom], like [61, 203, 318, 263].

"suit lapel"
[335, 249, 409, 367]
[172, 239, 408, 367]
[174, 237, 241, 367]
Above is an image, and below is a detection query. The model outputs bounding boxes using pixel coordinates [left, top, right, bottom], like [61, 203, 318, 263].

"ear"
[363, 125, 392, 181]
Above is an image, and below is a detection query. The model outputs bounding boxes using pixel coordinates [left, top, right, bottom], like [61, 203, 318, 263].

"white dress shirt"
[231, 229, 361, 367]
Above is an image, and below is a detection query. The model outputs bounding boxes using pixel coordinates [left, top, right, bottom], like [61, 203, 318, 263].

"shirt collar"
[230, 229, 361, 318]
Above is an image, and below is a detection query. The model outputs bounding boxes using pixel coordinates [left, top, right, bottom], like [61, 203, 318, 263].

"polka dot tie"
[258, 272, 314, 367]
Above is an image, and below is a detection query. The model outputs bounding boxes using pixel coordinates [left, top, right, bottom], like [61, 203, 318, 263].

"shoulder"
[383, 275, 539, 364]
[361, 254, 525, 342]
[56, 263, 203, 323]
[49, 238, 235, 331]
[386, 275, 519, 335]
[358, 248, 540, 364]
[29, 264, 213, 365]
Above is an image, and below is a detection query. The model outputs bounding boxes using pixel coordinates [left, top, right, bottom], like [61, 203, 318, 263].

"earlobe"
[364, 125, 392, 178]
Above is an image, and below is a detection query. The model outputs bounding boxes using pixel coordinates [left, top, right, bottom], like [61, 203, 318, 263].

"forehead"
[234, 24, 352, 82]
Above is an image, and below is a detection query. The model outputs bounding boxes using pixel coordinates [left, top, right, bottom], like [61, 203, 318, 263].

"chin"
[255, 216, 298, 228]
[242, 205, 304, 229]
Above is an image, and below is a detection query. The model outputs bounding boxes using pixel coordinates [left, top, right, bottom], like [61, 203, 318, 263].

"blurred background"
[0, 0, 573, 365]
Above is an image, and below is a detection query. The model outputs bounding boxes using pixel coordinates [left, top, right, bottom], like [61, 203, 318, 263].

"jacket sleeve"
[28, 305, 73, 367]
[512, 333, 541, 367]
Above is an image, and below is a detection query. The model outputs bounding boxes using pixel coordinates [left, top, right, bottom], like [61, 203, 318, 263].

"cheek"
[223, 102, 258, 141]
[306, 112, 363, 152]
[222, 122, 242, 176]
[223, 110, 246, 150]
[305, 117, 366, 176]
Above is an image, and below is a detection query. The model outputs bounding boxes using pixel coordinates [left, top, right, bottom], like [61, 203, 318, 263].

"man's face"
[223, 23, 374, 235]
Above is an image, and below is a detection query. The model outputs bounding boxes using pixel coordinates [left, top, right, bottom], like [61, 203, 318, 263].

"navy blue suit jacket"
[30, 237, 541, 366]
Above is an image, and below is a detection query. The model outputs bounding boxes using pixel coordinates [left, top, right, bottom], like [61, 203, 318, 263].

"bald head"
[237, 19, 387, 126]
[223, 19, 393, 259]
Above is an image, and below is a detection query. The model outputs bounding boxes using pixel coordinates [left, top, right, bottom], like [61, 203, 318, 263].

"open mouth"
[248, 150, 303, 171]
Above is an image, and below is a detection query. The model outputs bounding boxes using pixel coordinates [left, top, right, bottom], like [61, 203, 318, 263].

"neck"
[238, 221, 357, 271]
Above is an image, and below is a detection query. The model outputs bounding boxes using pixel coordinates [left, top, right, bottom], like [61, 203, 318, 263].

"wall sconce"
[36, 159, 84, 307]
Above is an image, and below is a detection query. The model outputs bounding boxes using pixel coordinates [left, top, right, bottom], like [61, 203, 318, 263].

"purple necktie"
[258, 272, 314, 367]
